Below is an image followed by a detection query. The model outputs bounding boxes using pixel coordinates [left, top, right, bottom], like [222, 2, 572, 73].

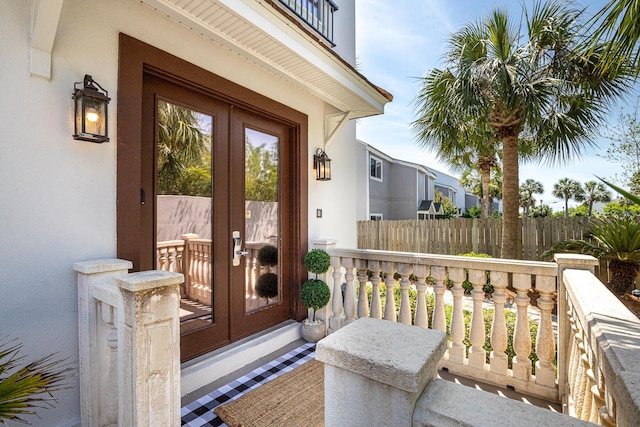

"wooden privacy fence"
[357, 217, 591, 261]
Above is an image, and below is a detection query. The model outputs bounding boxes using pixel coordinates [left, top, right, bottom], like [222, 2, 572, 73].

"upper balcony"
[277, 0, 338, 46]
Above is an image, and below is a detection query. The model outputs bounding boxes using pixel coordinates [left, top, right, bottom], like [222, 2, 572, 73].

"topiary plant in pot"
[300, 249, 331, 343]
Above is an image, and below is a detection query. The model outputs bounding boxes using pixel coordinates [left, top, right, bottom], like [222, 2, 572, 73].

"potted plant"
[300, 248, 331, 342]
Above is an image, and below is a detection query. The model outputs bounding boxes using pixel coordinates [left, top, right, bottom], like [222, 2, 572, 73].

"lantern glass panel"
[83, 95, 107, 137]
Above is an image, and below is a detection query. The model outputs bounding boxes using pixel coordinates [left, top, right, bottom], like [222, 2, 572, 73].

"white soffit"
[140, 0, 389, 118]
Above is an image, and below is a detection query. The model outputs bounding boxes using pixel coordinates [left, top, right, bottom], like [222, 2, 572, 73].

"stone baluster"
[249, 248, 259, 308]
[368, 261, 383, 319]
[343, 257, 356, 325]
[356, 259, 369, 319]
[431, 266, 447, 332]
[381, 261, 397, 321]
[512, 273, 532, 381]
[329, 255, 344, 333]
[567, 308, 579, 390]
[573, 337, 588, 418]
[534, 275, 556, 388]
[489, 271, 508, 376]
[181, 233, 197, 299]
[158, 247, 168, 271]
[448, 267, 466, 364]
[581, 367, 596, 421]
[467, 269, 487, 369]
[597, 374, 616, 427]
[101, 303, 118, 426]
[397, 263, 413, 325]
[413, 264, 429, 329]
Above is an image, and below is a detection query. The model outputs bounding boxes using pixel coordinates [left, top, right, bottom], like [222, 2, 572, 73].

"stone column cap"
[316, 318, 446, 393]
[73, 259, 133, 274]
[114, 270, 183, 292]
[554, 253, 598, 266]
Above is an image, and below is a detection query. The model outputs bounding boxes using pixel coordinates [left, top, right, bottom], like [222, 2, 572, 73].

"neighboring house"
[1, 1, 390, 425]
[356, 141, 479, 220]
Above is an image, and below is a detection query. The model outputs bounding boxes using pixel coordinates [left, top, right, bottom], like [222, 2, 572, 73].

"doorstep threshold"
[181, 320, 301, 397]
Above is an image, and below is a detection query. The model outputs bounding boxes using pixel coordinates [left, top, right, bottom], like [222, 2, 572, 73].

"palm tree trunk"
[480, 163, 491, 219]
[500, 134, 520, 259]
[564, 198, 569, 218]
[588, 201, 593, 217]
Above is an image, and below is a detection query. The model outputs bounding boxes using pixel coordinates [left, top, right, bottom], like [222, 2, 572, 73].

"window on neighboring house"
[370, 213, 383, 221]
[370, 157, 382, 181]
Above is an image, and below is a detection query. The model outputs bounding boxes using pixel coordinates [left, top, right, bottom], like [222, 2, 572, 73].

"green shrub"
[301, 279, 331, 321]
[257, 245, 278, 267]
[256, 272, 278, 298]
[304, 249, 330, 276]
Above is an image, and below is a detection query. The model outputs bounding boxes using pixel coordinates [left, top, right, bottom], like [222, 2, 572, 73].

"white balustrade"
[557, 254, 640, 427]
[326, 248, 561, 402]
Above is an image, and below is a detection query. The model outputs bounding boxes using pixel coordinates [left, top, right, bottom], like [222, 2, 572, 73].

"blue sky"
[355, 0, 638, 211]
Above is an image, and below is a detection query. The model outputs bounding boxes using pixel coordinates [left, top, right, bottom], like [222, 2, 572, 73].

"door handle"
[232, 231, 249, 266]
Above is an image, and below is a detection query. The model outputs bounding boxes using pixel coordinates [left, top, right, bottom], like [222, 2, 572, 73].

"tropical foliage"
[552, 178, 584, 218]
[600, 103, 640, 193]
[589, 0, 640, 77]
[157, 101, 210, 195]
[0, 339, 73, 424]
[519, 179, 544, 217]
[433, 190, 459, 219]
[576, 181, 611, 216]
[412, 0, 630, 258]
[543, 215, 640, 294]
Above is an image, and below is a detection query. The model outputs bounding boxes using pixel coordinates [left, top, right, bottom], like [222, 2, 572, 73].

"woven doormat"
[214, 359, 324, 427]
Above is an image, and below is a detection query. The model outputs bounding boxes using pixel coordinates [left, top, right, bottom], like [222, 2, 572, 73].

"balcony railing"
[278, 0, 338, 45]
[79, 245, 640, 425]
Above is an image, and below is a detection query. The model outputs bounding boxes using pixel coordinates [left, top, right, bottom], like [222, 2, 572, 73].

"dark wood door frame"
[117, 34, 310, 357]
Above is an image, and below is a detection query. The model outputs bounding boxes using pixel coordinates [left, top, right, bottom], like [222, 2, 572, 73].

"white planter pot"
[300, 319, 325, 343]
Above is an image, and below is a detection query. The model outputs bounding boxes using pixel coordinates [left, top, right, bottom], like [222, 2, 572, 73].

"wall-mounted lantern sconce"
[72, 75, 110, 143]
[313, 148, 332, 181]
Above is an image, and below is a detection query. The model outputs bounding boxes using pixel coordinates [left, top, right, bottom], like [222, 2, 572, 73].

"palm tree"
[460, 165, 503, 217]
[413, 110, 500, 219]
[552, 178, 584, 217]
[543, 215, 640, 294]
[412, 0, 630, 259]
[156, 101, 210, 195]
[589, 0, 640, 77]
[576, 180, 612, 216]
[520, 179, 544, 216]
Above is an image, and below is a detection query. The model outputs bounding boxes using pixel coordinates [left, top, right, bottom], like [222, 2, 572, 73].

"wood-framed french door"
[117, 34, 309, 362]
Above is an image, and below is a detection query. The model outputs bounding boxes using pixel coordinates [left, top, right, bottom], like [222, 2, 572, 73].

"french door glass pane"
[154, 100, 214, 334]
[244, 127, 280, 313]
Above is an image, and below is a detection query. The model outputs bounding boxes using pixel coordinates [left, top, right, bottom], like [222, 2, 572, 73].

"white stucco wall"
[0, 0, 360, 425]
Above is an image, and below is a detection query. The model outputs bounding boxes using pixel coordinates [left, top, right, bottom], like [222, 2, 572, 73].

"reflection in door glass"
[244, 128, 280, 313]
[154, 100, 214, 334]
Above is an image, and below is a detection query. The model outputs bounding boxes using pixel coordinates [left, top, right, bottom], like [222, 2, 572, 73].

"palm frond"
[0, 338, 74, 424]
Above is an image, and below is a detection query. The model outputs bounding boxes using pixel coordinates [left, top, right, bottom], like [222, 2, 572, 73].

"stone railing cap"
[73, 259, 133, 274]
[114, 270, 184, 292]
[316, 318, 446, 393]
[554, 253, 598, 266]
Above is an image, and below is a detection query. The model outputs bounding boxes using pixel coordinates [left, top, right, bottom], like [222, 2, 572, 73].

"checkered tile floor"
[181, 342, 316, 426]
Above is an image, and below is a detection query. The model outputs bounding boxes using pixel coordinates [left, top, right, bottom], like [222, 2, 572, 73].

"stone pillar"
[114, 270, 183, 427]
[316, 318, 447, 427]
[75, 259, 132, 427]
[554, 254, 599, 411]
